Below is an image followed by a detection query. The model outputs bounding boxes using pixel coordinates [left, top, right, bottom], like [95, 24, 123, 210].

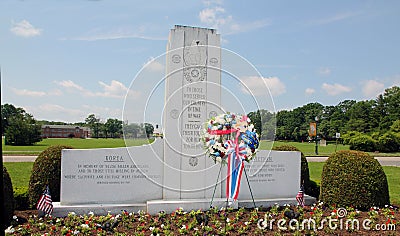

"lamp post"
[315, 116, 319, 155]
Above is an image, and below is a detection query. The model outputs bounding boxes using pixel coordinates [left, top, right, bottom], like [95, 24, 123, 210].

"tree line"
[2, 86, 398, 146]
[1, 106, 154, 145]
[248, 86, 400, 141]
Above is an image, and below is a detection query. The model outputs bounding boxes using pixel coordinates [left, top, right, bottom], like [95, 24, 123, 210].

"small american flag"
[37, 185, 53, 215]
[296, 185, 305, 207]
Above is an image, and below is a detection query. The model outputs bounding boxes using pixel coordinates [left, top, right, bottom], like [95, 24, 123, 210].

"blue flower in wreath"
[241, 130, 259, 149]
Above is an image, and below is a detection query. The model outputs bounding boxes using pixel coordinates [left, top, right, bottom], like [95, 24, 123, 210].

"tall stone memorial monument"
[163, 26, 222, 199]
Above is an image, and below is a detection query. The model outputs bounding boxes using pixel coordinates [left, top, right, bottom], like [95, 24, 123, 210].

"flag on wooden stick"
[37, 185, 53, 215]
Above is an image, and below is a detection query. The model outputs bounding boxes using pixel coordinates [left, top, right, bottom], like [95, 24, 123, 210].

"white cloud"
[199, 5, 269, 35]
[240, 76, 286, 96]
[48, 89, 63, 96]
[97, 80, 128, 98]
[321, 83, 351, 95]
[318, 67, 331, 76]
[27, 104, 84, 122]
[227, 19, 270, 35]
[143, 57, 165, 72]
[11, 88, 46, 97]
[199, 7, 232, 28]
[54, 79, 132, 99]
[202, 0, 224, 6]
[308, 11, 362, 26]
[10, 20, 42, 37]
[362, 80, 385, 98]
[55, 80, 86, 92]
[305, 88, 315, 95]
[64, 27, 166, 41]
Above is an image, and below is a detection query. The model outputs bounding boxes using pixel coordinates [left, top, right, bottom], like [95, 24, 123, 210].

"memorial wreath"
[202, 113, 259, 164]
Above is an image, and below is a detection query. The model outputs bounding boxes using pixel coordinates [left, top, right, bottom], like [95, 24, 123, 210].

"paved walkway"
[2, 155, 400, 166]
[2, 155, 37, 162]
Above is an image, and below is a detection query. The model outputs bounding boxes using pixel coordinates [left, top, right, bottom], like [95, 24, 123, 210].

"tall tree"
[144, 123, 154, 138]
[1, 103, 25, 135]
[104, 118, 123, 138]
[85, 114, 100, 138]
[1, 104, 42, 145]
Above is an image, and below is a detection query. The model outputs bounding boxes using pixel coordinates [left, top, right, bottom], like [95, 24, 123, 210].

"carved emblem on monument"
[184, 67, 207, 82]
[209, 111, 218, 118]
[209, 57, 219, 66]
[172, 54, 181, 63]
[183, 40, 207, 83]
[189, 156, 198, 167]
[170, 109, 179, 119]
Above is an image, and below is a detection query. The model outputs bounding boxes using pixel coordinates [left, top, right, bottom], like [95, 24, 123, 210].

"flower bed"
[6, 203, 399, 235]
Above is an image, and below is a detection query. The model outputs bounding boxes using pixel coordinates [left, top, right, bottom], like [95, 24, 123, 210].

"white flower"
[149, 226, 155, 231]
[181, 225, 186, 229]
[216, 156, 222, 162]
[226, 218, 230, 222]
[244, 221, 249, 225]
[13, 215, 18, 220]
[161, 224, 165, 228]
[73, 230, 80, 235]
[5, 226, 15, 234]
[81, 224, 89, 228]
[88, 211, 94, 216]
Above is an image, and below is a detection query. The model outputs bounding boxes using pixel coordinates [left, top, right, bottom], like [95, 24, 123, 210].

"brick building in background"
[41, 125, 91, 138]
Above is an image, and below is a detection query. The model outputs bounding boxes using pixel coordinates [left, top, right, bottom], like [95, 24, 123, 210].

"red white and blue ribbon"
[225, 131, 246, 201]
[203, 113, 260, 201]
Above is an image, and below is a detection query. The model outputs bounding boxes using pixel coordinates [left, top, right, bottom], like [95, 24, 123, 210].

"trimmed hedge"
[3, 166, 15, 229]
[28, 145, 73, 208]
[320, 150, 389, 210]
[376, 132, 400, 152]
[272, 145, 319, 199]
[14, 187, 30, 210]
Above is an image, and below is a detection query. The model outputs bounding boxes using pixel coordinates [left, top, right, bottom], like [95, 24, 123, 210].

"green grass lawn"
[259, 140, 350, 156]
[2, 138, 153, 155]
[309, 162, 400, 206]
[3, 162, 33, 189]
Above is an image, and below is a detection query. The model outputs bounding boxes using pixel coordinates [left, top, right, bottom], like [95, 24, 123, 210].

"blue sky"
[1, 0, 399, 124]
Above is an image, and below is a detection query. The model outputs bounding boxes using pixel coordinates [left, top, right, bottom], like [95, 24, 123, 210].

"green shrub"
[28, 145, 73, 208]
[2, 166, 15, 229]
[376, 132, 400, 153]
[343, 132, 376, 152]
[320, 150, 389, 210]
[272, 145, 319, 198]
[14, 187, 30, 210]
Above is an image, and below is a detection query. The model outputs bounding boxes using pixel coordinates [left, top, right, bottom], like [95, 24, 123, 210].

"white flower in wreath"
[232, 119, 248, 132]
[215, 116, 225, 125]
